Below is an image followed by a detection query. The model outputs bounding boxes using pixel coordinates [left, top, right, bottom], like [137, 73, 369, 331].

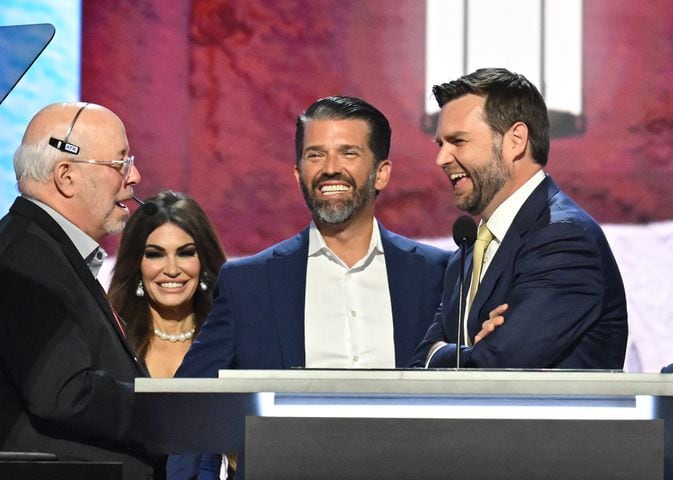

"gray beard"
[300, 169, 377, 224]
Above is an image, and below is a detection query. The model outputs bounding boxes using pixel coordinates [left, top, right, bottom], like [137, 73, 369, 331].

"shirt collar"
[483, 170, 546, 242]
[308, 218, 384, 264]
[25, 196, 107, 276]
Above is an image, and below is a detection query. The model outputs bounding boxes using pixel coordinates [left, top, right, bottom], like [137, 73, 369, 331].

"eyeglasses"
[66, 155, 135, 182]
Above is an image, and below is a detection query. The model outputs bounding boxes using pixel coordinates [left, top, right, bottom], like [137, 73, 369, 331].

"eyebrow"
[435, 131, 469, 144]
[144, 242, 197, 251]
[338, 144, 364, 152]
[303, 144, 364, 152]
[113, 147, 129, 158]
[303, 145, 325, 153]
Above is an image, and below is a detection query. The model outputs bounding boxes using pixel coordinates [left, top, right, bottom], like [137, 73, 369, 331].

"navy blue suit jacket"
[408, 176, 628, 369]
[177, 223, 449, 377]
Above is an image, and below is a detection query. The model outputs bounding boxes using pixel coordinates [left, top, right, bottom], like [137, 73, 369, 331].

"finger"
[481, 320, 495, 330]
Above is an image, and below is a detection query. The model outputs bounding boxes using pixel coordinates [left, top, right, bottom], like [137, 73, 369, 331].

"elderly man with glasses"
[0, 102, 165, 479]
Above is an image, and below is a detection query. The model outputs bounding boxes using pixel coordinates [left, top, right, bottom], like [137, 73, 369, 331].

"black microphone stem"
[451, 215, 477, 370]
[456, 239, 467, 370]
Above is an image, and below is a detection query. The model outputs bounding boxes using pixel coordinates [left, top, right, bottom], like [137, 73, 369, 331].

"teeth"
[320, 184, 350, 195]
[450, 173, 467, 181]
[159, 282, 185, 288]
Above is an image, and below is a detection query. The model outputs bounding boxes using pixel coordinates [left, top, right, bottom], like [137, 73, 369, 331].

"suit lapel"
[466, 230, 520, 336]
[466, 176, 558, 338]
[266, 228, 309, 368]
[11, 198, 146, 374]
[380, 225, 425, 367]
[443, 247, 472, 343]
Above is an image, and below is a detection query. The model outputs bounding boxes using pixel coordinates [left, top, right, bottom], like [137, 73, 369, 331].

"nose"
[323, 152, 342, 175]
[435, 145, 455, 169]
[126, 163, 141, 186]
[163, 255, 180, 277]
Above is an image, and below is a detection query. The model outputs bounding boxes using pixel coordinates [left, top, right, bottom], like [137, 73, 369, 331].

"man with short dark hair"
[170, 96, 449, 478]
[178, 95, 449, 375]
[408, 68, 628, 369]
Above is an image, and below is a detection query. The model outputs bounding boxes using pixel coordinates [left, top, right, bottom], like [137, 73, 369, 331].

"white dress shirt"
[304, 219, 396, 368]
[466, 170, 547, 307]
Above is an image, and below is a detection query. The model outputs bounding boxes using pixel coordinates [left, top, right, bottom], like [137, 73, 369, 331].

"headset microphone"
[132, 195, 158, 216]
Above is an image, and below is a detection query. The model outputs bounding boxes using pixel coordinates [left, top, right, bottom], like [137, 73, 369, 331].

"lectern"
[136, 370, 673, 479]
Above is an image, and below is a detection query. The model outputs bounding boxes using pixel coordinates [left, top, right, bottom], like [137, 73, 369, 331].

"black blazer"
[0, 197, 160, 479]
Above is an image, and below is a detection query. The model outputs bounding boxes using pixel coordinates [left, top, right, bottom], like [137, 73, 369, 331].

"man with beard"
[0, 102, 165, 478]
[169, 96, 449, 478]
[177, 95, 448, 373]
[408, 68, 628, 369]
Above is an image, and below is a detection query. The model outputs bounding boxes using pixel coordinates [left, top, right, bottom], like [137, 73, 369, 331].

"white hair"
[13, 141, 63, 189]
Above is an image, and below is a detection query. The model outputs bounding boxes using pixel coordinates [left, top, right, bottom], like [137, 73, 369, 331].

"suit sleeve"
[170, 265, 239, 479]
[463, 221, 606, 368]
[406, 309, 446, 367]
[0, 268, 144, 451]
[175, 264, 237, 378]
[406, 249, 459, 368]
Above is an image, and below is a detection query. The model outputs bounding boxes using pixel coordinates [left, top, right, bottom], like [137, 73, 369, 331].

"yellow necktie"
[468, 224, 494, 311]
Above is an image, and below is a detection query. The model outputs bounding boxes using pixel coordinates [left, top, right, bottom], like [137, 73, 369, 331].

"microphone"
[453, 215, 477, 247]
[452, 215, 477, 369]
[132, 195, 159, 216]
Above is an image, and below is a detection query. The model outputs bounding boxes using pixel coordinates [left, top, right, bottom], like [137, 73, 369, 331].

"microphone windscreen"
[142, 201, 159, 216]
[452, 215, 477, 247]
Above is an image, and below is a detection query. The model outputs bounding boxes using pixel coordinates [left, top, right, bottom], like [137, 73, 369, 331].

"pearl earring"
[199, 273, 209, 292]
[135, 280, 144, 297]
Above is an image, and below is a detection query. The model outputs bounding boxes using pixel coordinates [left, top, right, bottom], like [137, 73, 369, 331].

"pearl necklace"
[153, 327, 195, 343]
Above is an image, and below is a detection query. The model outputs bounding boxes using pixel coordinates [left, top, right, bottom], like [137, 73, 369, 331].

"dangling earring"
[135, 280, 144, 297]
[199, 272, 209, 292]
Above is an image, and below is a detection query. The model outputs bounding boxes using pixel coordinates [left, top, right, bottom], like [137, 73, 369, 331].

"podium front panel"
[245, 417, 663, 480]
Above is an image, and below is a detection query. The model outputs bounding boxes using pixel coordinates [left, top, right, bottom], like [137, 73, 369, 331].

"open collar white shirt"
[304, 219, 396, 368]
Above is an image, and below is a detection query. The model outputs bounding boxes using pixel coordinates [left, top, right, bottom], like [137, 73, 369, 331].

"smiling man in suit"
[177, 95, 449, 378]
[0, 102, 163, 479]
[408, 68, 628, 370]
[169, 96, 449, 479]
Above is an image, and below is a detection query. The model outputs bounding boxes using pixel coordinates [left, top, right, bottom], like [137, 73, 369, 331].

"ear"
[52, 161, 77, 198]
[504, 121, 529, 161]
[293, 164, 302, 186]
[374, 159, 392, 191]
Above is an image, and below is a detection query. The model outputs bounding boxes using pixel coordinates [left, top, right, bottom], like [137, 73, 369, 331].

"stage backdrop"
[81, 0, 673, 254]
[11, 0, 666, 371]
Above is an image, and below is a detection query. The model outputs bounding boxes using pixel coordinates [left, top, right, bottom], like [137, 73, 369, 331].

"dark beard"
[300, 169, 377, 224]
[459, 141, 510, 215]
